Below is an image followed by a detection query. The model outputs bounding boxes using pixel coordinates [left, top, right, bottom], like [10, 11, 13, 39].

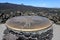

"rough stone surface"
[3, 28, 53, 40]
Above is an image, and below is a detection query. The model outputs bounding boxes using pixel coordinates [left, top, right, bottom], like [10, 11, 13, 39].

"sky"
[0, 0, 60, 8]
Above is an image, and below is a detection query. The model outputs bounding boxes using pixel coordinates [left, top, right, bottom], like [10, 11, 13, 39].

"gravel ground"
[0, 24, 60, 40]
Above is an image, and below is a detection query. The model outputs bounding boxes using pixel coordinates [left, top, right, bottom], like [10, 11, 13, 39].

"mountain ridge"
[0, 3, 60, 10]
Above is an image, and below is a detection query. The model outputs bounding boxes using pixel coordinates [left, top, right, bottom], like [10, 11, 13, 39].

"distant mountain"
[0, 3, 59, 12]
[0, 3, 44, 9]
[0, 3, 42, 11]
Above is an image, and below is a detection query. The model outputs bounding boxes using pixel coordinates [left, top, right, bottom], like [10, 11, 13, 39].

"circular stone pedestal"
[3, 16, 53, 40]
